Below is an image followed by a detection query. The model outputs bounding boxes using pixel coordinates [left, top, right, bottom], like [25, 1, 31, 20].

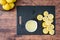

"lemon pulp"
[25, 20, 37, 32]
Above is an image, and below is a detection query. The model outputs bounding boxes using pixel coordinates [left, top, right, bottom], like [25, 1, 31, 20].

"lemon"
[48, 19, 53, 23]
[9, 3, 15, 9]
[49, 24, 54, 30]
[13, 0, 16, 2]
[49, 30, 54, 35]
[2, 3, 11, 10]
[37, 14, 43, 21]
[0, 0, 7, 5]
[47, 25, 54, 32]
[43, 28, 48, 34]
[43, 11, 49, 17]
[25, 20, 37, 32]
[6, 0, 16, 3]
[42, 22, 48, 28]
[45, 21, 51, 25]
[48, 14, 54, 20]
[43, 16, 48, 22]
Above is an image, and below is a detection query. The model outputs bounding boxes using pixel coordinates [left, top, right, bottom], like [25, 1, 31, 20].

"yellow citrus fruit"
[0, 0, 7, 5]
[2, 3, 11, 10]
[45, 21, 51, 25]
[49, 30, 54, 35]
[9, 3, 15, 9]
[43, 16, 48, 22]
[43, 28, 48, 34]
[13, 0, 16, 2]
[48, 19, 53, 23]
[6, 0, 16, 3]
[42, 22, 48, 28]
[48, 14, 54, 20]
[43, 11, 49, 17]
[47, 25, 54, 32]
[48, 24, 54, 30]
[37, 14, 43, 21]
[25, 20, 37, 32]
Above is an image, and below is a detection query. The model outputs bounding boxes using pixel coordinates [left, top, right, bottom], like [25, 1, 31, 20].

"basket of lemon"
[0, 0, 16, 10]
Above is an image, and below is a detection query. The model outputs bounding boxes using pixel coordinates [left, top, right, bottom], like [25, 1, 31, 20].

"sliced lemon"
[48, 14, 54, 20]
[42, 22, 48, 28]
[43, 11, 49, 17]
[49, 24, 54, 29]
[43, 28, 48, 34]
[47, 25, 54, 32]
[48, 19, 53, 23]
[25, 20, 37, 32]
[43, 16, 48, 22]
[45, 20, 51, 25]
[49, 30, 54, 35]
[37, 14, 43, 21]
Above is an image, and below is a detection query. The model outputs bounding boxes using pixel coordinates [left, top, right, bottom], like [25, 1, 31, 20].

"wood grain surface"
[0, 0, 60, 40]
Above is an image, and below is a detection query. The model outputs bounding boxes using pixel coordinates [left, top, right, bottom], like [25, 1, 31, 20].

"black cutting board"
[17, 6, 55, 35]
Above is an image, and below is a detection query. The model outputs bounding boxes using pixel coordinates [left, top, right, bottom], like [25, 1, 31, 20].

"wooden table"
[0, 0, 60, 40]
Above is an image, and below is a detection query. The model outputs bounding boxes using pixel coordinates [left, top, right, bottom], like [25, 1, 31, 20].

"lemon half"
[25, 20, 37, 32]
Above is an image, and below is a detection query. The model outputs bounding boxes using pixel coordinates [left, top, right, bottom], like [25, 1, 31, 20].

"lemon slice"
[43, 16, 48, 22]
[37, 14, 43, 21]
[43, 28, 48, 34]
[42, 22, 48, 28]
[43, 11, 49, 17]
[47, 25, 54, 31]
[49, 30, 54, 35]
[48, 14, 54, 20]
[25, 20, 37, 32]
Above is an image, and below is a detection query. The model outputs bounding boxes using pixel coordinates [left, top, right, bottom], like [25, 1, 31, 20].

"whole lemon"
[2, 3, 11, 10]
[0, 0, 7, 5]
[6, 0, 16, 3]
[9, 3, 15, 9]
